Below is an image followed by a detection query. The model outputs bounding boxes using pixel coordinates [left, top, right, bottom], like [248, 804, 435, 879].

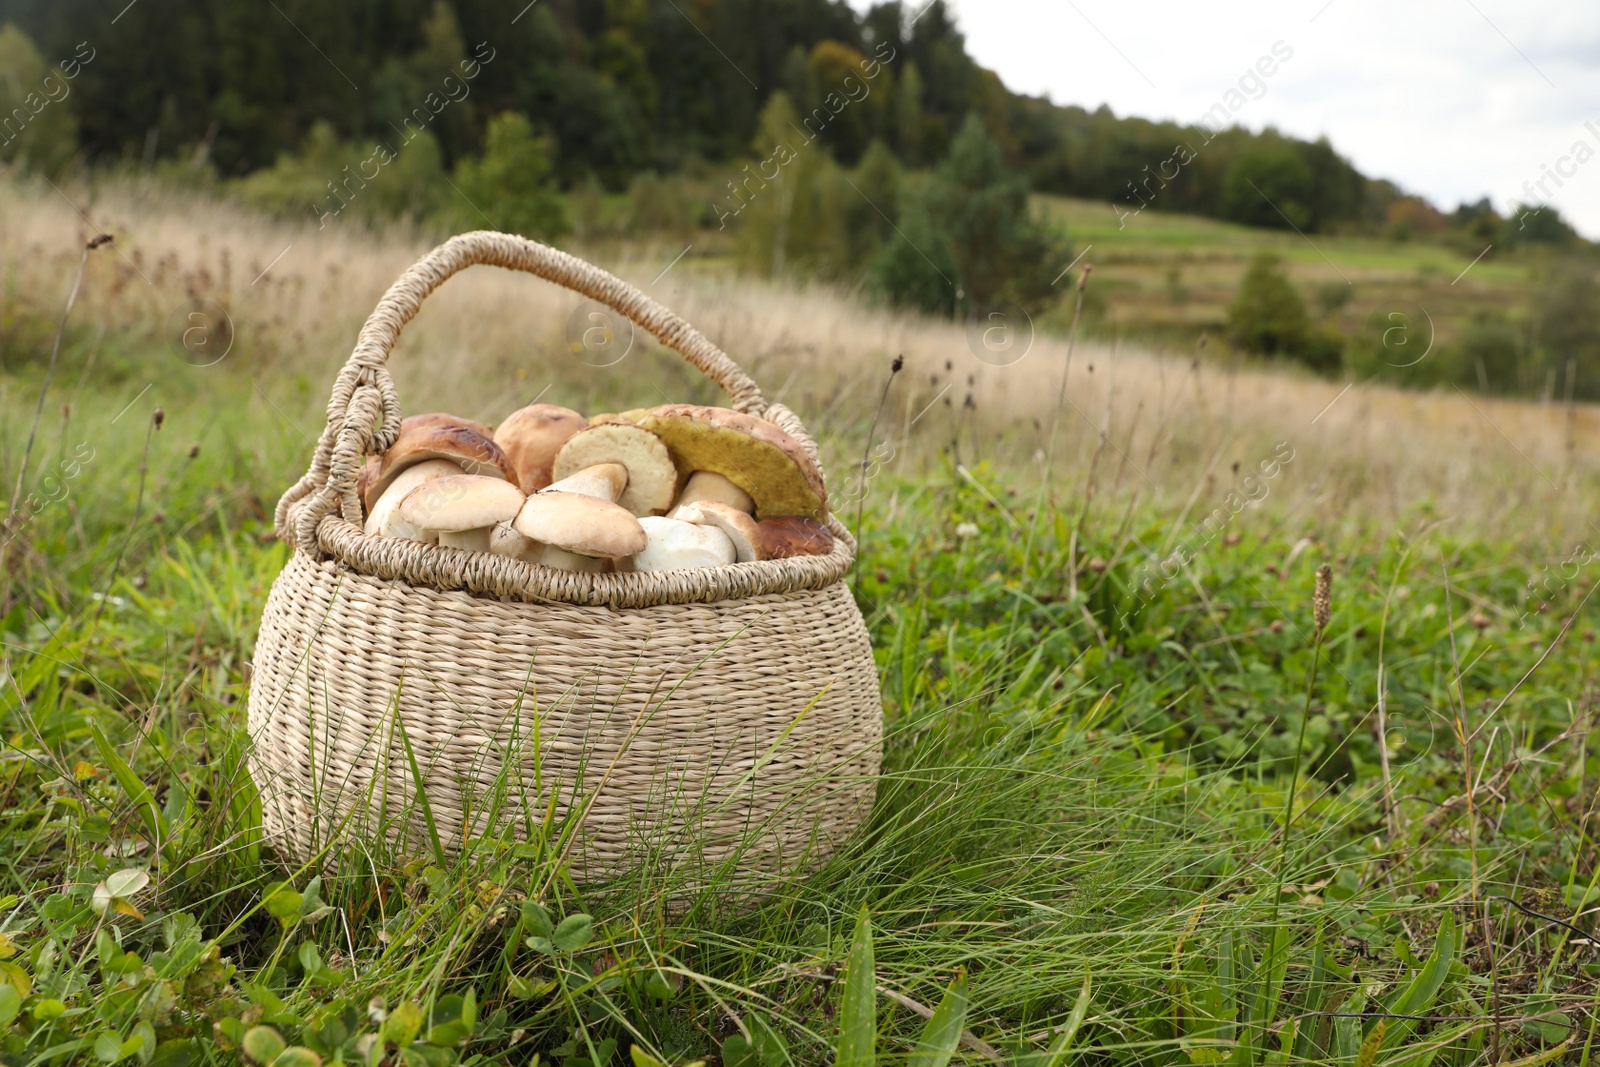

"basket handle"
[275, 231, 773, 549]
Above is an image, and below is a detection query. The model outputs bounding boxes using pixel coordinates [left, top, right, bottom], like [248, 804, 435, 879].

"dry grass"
[2, 173, 1595, 548]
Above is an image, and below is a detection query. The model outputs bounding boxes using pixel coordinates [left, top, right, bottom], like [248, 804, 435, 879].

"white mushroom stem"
[629, 517, 737, 572]
[668, 470, 755, 517]
[439, 529, 492, 553]
[543, 462, 628, 503]
[528, 544, 606, 572]
[675, 501, 763, 562]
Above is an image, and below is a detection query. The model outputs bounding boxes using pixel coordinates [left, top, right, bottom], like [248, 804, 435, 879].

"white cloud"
[861, 0, 1600, 235]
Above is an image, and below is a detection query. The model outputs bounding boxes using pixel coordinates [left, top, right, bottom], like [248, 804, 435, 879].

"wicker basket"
[247, 232, 882, 884]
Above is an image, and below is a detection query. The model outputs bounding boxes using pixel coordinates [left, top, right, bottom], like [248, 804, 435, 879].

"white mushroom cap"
[628, 516, 736, 572]
[398, 475, 526, 534]
[363, 459, 463, 542]
[543, 462, 627, 503]
[513, 491, 646, 560]
[551, 424, 677, 516]
[675, 501, 763, 562]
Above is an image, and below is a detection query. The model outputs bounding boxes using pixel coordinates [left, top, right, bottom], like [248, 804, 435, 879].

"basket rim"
[308, 511, 857, 609]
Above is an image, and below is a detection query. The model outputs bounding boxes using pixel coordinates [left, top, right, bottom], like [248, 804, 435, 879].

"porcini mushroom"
[363, 459, 466, 541]
[625, 516, 737, 572]
[674, 501, 763, 562]
[398, 475, 525, 553]
[543, 462, 628, 502]
[632, 405, 827, 519]
[363, 415, 518, 513]
[493, 403, 588, 492]
[407, 411, 496, 439]
[512, 484, 646, 572]
[758, 516, 834, 558]
[667, 471, 755, 517]
[549, 423, 677, 516]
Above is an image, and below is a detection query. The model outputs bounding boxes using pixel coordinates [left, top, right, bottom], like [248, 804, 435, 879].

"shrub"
[451, 112, 569, 240]
[1227, 253, 1310, 355]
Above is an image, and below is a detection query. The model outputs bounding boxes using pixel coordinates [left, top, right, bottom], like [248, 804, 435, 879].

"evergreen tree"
[875, 112, 1063, 317]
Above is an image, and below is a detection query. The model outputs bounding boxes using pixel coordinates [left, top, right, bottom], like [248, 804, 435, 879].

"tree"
[1220, 140, 1313, 230]
[451, 112, 569, 239]
[1534, 261, 1600, 398]
[874, 112, 1063, 318]
[1228, 253, 1312, 356]
[0, 23, 77, 174]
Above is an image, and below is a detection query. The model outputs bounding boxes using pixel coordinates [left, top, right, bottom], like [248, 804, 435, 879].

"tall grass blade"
[837, 904, 876, 1067]
[907, 969, 967, 1067]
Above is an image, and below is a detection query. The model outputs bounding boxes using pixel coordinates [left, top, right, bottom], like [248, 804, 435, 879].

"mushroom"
[674, 501, 763, 562]
[667, 471, 755, 517]
[493, 403, 588, 493]
[631, 405, 827, 519]
[488, 520, 539, 561]
[624, 516, 737, 573]
[512, 471, 646, 571]
[363, 459, 466, 541]
[549, 423, 677, 516]
[543, 462, 628, 502]
[758, 516, 834, 558]
[362, 415, 518, 513]
[397, 475, 526, 553]
[407, 411, 496, 439]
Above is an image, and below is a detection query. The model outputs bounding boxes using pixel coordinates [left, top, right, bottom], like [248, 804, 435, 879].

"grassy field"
[1, 175, 1599, 1066]
[1033, 197, 1538, 355]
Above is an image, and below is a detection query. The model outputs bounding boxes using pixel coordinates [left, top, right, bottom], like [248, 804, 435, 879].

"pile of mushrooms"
[358, 402, 834, 573]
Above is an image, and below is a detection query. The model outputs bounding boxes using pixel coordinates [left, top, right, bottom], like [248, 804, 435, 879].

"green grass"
[1032, 196, 1542, 350]
[0, 352, 1598, 1067]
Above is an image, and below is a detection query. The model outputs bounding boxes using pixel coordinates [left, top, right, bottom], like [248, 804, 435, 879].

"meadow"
[0, 173, 1598, 1066]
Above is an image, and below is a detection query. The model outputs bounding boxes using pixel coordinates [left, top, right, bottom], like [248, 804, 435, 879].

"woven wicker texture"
[248, 232, 882, 880]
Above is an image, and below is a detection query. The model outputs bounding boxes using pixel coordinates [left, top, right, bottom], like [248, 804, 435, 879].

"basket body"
[248, 554, 882, 881]
[247, 231, 883, 883]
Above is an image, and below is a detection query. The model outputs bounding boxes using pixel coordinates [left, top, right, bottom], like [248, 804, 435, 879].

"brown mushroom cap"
[758, 516, 834, 559]
[631, 405, 827, 520]
[513, 492, 646, 559]
[398, 475, 525, 533]
[550, 423, 677, 516]
[493, 404, 588, 493]
[676, 501, 763, 562]
[364, 417, 517, 512]
[406, 411, 495, 439]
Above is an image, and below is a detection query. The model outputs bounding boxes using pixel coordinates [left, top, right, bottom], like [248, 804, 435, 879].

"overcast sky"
[877, 0, 1600, 237]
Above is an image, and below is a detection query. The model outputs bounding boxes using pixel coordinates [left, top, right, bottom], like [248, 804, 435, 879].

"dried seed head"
[152, 408, 165, 430]
[1313, 564, 1333, 634]
[188, 444, 200, 460]
[891, 354, 904, 373]
[1077, 264, 1093, 291]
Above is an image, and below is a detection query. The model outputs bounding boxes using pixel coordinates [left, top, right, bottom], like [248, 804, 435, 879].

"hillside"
[0, 0, 1487, 236]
